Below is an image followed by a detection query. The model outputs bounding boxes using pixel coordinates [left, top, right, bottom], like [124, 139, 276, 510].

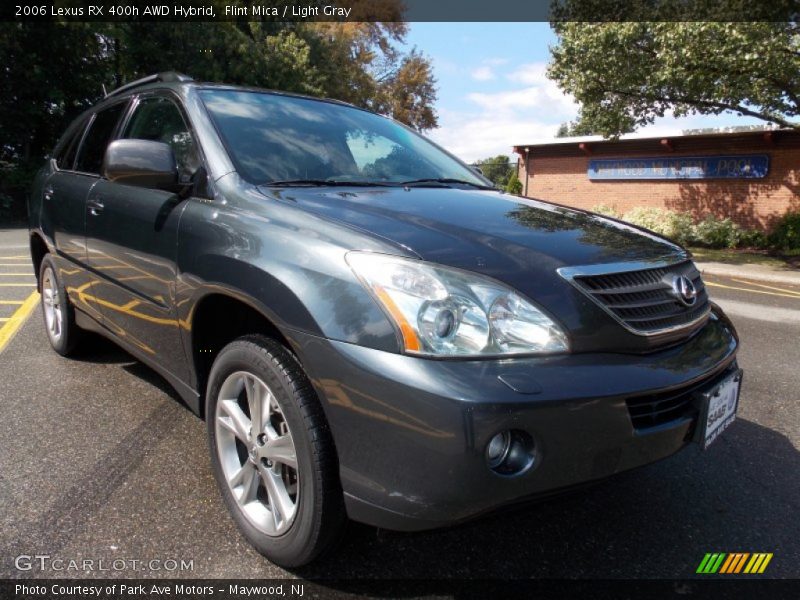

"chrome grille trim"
[558, 259, 711, 337]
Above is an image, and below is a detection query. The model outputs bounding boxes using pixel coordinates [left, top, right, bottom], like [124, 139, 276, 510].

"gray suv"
[29, 72, 741, 566]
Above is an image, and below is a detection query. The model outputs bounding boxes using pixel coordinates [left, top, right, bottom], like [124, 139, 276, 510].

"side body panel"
[174, 175, 405, 393]
[41, 170, 96, 285]
[85, 180, 191, 381]
[37, 169, 107, 322]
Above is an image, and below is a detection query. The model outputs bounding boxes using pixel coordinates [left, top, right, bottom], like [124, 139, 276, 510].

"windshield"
[199, 89, 488, 187]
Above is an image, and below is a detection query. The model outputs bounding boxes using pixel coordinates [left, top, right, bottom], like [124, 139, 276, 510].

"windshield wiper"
[262, 178, 495, 190]
[263, 179, 393, 187]
[400, 178, 495, 190]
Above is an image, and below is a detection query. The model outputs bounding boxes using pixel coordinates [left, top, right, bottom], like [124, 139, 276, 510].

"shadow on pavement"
[70, 332, 187, 405]
[294, 418, 798, 583]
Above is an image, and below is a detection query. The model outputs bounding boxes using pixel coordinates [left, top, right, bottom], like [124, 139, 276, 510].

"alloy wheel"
[215, 371, 299, 536]
[42, 267, 63, 343]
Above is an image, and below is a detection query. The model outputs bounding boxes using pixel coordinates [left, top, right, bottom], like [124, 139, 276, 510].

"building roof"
[513, 129, 800, 158]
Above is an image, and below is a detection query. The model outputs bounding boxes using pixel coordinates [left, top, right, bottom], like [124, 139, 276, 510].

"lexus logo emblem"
[672, 275, 697, 306]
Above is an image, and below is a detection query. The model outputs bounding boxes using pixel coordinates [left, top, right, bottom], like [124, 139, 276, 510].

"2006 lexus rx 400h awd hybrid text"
[29, 73, 741, 566]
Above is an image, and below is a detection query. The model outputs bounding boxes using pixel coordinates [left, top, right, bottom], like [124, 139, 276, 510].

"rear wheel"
[39, 255, 81, 356]
[206, 335, 345, 567]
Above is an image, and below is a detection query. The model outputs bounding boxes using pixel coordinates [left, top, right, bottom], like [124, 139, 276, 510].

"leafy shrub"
[595, 205, 790, 250]
[737, 228, 769, 249]
[621, 207, 695, 245]
[768, 211, 800, 252]
[692, 215, 742, 249]
[591, 204, 621, 218]
[505, 174, 523, 195]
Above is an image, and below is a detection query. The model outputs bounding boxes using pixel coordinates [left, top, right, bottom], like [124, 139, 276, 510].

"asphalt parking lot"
[0, 226, 798, 581]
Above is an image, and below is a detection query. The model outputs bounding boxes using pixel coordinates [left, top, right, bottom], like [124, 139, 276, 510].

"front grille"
[569, 261, 710, 335]
[625, 380, 701, 430]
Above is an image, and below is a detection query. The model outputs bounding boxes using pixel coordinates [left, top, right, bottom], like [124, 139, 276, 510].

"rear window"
[54, 118, 89, 170]
[74, 102, 127, 174]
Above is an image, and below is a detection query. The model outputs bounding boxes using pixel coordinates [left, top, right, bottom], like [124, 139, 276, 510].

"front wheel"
[206, 335, 345, 567]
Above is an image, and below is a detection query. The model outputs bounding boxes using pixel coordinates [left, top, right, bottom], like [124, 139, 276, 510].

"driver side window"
[123, 96, 199, 182]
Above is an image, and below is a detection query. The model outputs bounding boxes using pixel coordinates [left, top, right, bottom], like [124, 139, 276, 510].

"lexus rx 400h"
[29, 73, 741, 566]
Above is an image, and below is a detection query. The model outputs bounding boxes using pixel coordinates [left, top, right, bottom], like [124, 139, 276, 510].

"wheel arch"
[29, 231, 49, 291]
[184, 288, 302, 417]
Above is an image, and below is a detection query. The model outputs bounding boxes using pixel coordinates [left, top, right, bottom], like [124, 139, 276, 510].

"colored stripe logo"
[697, 553, 773, 574]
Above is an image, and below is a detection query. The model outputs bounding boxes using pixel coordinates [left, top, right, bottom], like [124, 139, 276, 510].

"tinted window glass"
[74, 102, 126, 174]
[199, 90, 485, 186]
[54, 118, 88, 170]
[123, 96, 199, 182]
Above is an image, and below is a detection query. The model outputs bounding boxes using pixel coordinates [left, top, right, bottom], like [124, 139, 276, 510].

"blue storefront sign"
[588, 154, 769, 180]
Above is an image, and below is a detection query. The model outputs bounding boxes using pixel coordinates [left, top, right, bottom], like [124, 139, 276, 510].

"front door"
[85, 94, 202, 383]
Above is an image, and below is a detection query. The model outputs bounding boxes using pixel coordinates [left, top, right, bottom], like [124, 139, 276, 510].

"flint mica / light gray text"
[225, 4, 352, 17]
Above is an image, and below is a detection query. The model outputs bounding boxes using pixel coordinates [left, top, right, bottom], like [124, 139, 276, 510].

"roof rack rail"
[104, 72, 194, 98]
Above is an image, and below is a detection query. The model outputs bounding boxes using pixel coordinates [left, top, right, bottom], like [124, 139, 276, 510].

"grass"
[688, 247, 798, 269]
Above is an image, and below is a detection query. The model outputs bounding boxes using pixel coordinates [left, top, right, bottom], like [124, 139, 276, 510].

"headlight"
[346, 252, 569, 357]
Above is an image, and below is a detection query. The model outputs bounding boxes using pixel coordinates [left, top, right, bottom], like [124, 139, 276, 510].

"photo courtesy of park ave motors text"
[1, 0, 799, 594]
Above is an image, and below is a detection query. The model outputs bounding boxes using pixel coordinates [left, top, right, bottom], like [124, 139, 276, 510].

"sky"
[404, 23, 763, 163]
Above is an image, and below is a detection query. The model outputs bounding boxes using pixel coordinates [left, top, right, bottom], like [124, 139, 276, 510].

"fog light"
[485, 429, 535, 476]
[486, 431, 511, 468]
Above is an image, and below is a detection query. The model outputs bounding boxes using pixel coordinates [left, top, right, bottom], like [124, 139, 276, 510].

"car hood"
[259, 186, 685, 272]
[257, 186, 690, 352]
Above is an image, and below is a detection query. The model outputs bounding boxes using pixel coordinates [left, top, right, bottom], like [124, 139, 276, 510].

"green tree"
[0, 22, 111, 220]
[111, 20, 437, 130]
[474, 155, 514, 187]
[548, 21, 800, 137]
[373, 49, 437, 132]
[555, 120, 597, 137]
[505, 174, 523, 195]
[0, 23, 109, 165]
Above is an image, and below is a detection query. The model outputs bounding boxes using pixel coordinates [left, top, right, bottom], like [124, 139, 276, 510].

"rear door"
[85, 92, 202, 382]
[43, 101, 128, 322]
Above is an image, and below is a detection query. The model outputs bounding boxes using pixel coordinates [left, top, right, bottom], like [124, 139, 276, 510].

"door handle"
[43, 186, 54, 201]
[87, 199, 105, 216]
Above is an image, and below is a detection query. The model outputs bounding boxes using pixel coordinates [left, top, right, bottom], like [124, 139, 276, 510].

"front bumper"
[289, 308, 739, 531]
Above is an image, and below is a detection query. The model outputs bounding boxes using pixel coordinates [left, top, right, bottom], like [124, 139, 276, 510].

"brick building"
[513, 130, 800, 231]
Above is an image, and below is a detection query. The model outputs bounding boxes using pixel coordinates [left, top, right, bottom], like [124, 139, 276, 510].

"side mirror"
[471, 165, 484, 176]
[103, 139, 179, 192]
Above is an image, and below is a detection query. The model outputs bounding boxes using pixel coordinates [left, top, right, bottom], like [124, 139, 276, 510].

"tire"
[39, 255, 82, 356]
[206, 334, 345, 567]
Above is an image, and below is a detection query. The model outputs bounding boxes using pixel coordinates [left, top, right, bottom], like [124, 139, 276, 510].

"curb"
[696, 261, 800, 286]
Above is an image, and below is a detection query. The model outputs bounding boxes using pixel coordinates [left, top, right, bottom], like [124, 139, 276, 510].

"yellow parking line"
[0, 300, 24, 305]
[0, 283, 36, 287]
[729, 277, 800, 298]
[0, 273, 34, 276]
[0, 255, 28, 259]
[0, 291, 39, 353]
[706, 281, 800, 299]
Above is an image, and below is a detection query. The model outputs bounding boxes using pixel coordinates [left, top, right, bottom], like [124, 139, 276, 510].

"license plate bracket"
[697, 369, 742, 449]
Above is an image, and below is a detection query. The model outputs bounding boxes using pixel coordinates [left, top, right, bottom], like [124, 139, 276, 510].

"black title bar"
[3, 0, 799, 23]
